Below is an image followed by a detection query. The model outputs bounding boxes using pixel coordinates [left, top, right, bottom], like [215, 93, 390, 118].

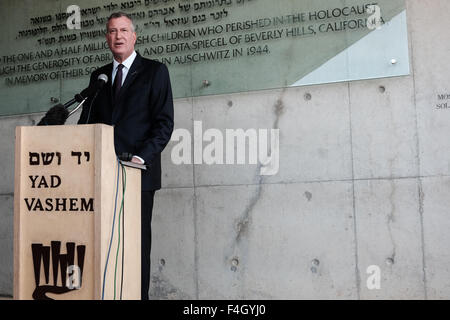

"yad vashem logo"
[31, 241, 86, 300]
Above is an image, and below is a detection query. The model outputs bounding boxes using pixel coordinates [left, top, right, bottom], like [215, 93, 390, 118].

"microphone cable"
[101, 158, 120, 300]
[120, 163, 126, 300]
[114, 162, 127, 300]
[85, 89, 100, 125]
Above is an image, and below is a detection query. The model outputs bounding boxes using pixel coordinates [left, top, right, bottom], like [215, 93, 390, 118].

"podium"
[13, 124, 142, 300]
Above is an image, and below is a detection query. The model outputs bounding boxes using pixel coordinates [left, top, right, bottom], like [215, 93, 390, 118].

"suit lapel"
[119, 55, 142, 97]
[112, 54, 143, 124]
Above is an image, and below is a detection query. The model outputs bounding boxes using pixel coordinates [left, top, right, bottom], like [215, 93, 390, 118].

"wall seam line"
[348, 82, 361, 300]
[407, 0, 428, 299]
[158, 173, 450, 191]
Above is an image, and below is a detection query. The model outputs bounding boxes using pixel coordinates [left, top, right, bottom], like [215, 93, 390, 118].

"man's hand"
[131, 155, 145, 164]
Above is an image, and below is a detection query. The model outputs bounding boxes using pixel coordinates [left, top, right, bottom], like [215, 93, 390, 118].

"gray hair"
[106, 12, 136, 32]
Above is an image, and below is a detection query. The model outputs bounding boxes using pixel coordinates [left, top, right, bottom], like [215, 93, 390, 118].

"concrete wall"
[1, 0, 450, 299]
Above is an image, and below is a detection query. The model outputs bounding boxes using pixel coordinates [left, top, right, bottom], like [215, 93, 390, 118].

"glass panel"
[0, 0, 408, 116]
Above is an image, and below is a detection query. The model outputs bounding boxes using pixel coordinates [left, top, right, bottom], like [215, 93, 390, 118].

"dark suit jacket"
[78, 53, 174, 191]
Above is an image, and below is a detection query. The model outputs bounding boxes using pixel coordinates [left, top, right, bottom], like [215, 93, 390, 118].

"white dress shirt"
[112, 50, 137, 86]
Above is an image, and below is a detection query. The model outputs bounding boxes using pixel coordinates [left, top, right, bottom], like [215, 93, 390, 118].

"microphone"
[37, 74, 108, 126]
[118, 153, 134, 162]
[64, 74, 109, 108]
[82, 74, 108, 124]
[79, 74, 108, 100]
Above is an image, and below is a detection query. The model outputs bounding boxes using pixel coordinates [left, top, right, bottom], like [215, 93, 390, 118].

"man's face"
[106, 17, 137, 62]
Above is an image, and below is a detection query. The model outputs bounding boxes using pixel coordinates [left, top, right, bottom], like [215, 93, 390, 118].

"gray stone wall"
[1, 0, 450, 299]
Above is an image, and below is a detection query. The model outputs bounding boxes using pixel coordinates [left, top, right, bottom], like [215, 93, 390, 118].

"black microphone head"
[37, 104, 69, 126]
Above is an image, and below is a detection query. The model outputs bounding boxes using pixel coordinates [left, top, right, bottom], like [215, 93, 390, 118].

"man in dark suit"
[78, 12, 174, 300]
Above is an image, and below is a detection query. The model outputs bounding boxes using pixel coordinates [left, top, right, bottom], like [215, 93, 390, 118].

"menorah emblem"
[31, 241, 86, 300]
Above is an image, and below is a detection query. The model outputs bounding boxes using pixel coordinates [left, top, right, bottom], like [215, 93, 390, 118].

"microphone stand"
[68, 96, 88, 117]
